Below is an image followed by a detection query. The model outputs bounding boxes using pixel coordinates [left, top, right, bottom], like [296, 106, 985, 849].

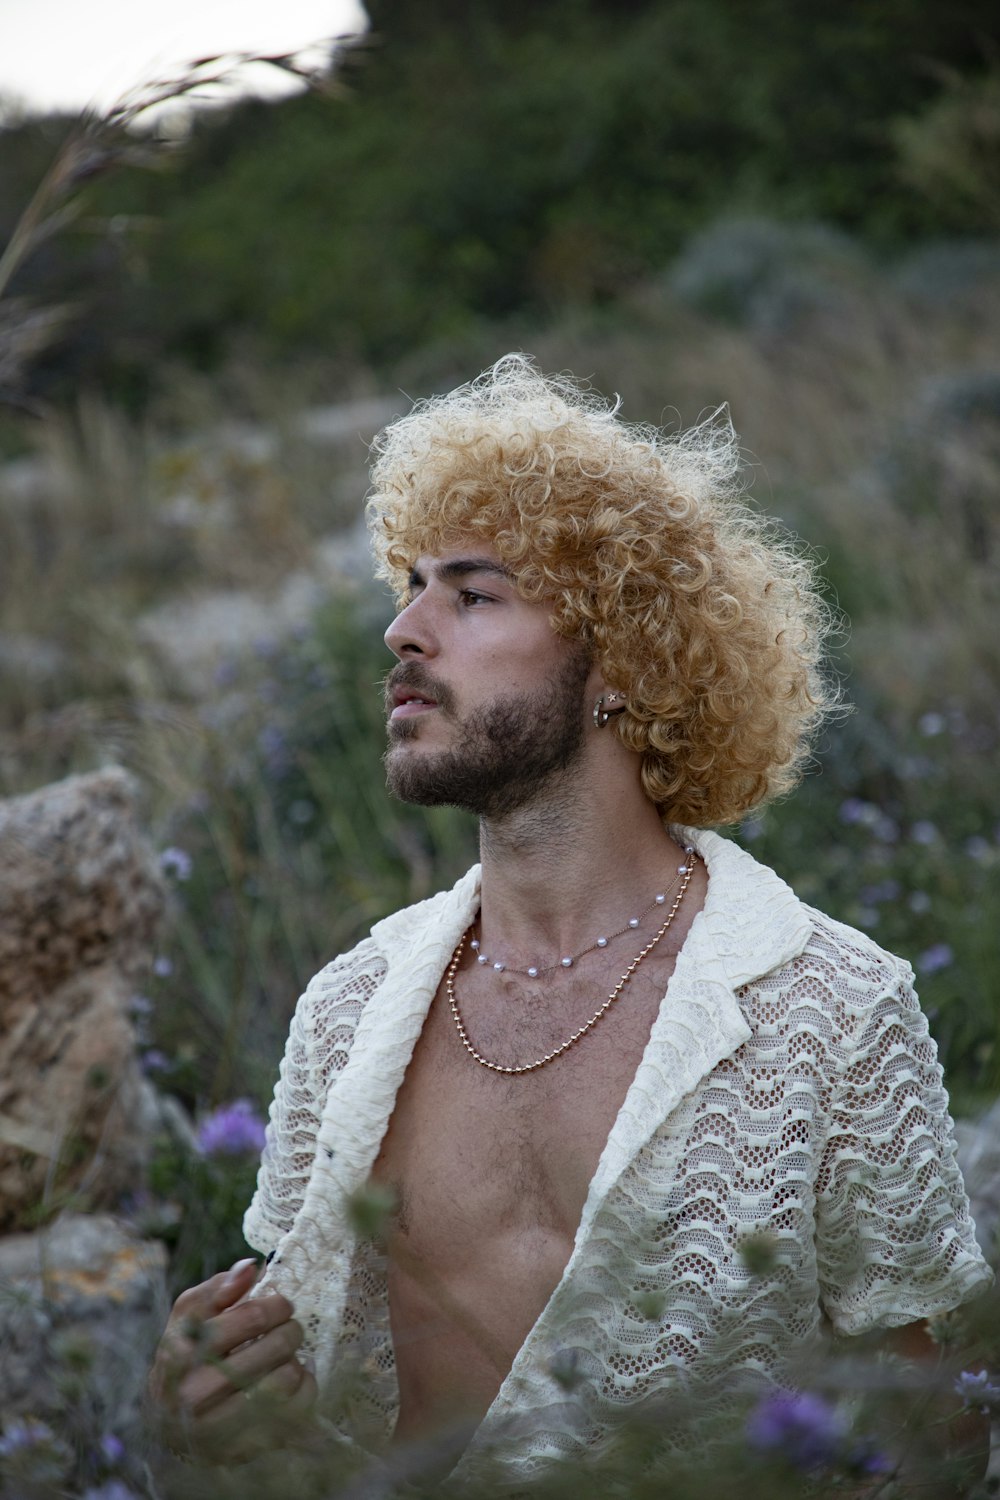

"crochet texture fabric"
[243, 830, 991, 1475]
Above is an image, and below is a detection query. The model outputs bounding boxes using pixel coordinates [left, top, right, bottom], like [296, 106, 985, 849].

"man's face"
[383, 547, 593, 819]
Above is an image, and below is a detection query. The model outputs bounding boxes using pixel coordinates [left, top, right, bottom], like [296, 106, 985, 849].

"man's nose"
[384, 598, 437, 661]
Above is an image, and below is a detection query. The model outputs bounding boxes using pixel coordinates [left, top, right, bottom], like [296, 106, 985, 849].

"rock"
[0, 1212, 168, 1439]
[0, 767, 165, 1230]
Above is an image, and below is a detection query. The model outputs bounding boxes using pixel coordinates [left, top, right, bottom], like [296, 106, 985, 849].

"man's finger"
[178, 1318, 305, 1415]
[149, 1260, 263, 1405]
[167, 1289, 293, 1373]
[195, 1291, 297, 1362]
[183, 1363, 319, 1463]
[197, 1356, 307, 1428]
[172, 1258, 259, 1326]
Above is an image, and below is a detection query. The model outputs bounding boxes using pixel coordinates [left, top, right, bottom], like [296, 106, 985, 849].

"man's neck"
[476, 776, 689, 964]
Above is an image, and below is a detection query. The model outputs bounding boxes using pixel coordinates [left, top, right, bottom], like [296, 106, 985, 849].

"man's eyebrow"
[408, 558, 512, 587]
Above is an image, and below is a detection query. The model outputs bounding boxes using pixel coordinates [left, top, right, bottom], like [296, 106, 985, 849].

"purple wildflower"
[141, 1049, 170, 1074]
[861, 879, 901, 905]
[197, 1099, 267, 1157]
[0, 1419, 56, 1457]
[0, 1419, 72, 1480]
[909, 890, 931, 914]
[159, 846, 192, 881]
[839, 797, 874, 826]
[911, 820, 939, 845]
[847, 1444, 893, 1477]
[82, 1483, 139, 1500]
[954, 1369, 1000, 1414]
[965, 835, 991, 863]
[746, 1390, 846, 1471]
[918, 711, 946, 737]
[258, 722, 291, 777]
[152, 955, 173, 978]
[98, 1433, 125, 1465]
[871, 814, 900, 843]
[917, 942, 954, 975]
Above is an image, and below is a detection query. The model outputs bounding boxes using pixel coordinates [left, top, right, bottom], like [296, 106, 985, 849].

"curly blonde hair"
[367, 354, 836, 827]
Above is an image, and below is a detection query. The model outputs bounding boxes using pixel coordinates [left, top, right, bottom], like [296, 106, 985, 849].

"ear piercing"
[593, 691, 625, 728]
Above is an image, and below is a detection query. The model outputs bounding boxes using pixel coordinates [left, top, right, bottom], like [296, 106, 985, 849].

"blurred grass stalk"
[0, 38, 350, 397]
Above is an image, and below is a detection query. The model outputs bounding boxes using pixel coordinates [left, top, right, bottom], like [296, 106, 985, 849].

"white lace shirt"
[244, 829, 991, 1474]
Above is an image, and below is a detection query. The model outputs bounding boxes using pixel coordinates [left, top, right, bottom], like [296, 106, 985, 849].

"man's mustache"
[383, 663, 457, 717]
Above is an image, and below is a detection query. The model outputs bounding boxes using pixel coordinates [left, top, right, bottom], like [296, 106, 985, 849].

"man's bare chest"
[373, 956, 678, 1261]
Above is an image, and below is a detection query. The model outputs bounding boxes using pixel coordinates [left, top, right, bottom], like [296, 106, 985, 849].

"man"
[151, 355, 991, 1479]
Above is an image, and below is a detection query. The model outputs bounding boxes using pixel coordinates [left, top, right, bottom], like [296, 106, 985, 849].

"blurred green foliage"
[1, 0, 998, 404]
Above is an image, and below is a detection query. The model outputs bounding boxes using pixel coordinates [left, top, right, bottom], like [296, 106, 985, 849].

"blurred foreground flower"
[739, 1230, 779, 1275]
[83, 1483, 139, 1500]
[0, 1418, 73, 1483]
[159, 845, 192, 881]
[548, 1346, 586, 1393]
[346, 1181, 399, 1241]
[197, 1098, 267, 1157]
[746, 1390, 845, 1470]
[97, 1433, 125, 1465]
[954, 1369, 1000, 1414]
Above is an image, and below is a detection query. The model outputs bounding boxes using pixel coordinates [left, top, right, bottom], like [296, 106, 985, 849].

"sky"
[0, 0, 369, 119]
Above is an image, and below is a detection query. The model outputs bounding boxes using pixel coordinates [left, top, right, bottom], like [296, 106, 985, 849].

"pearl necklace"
[446, 851, 699, 1075]
[469, 844, 696, 978]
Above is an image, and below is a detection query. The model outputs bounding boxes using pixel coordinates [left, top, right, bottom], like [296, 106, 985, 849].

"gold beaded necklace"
[445, 853, 698, 1076]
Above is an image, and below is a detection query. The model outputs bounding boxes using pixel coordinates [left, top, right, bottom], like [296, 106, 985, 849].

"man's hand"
[148, 1258, 318, 1463]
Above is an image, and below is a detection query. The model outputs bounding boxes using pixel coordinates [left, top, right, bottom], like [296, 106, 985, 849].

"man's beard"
[383, 652, 592, 820]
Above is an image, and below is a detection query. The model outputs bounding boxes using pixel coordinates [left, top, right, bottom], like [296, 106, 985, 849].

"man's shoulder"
[301, 863, 482, 1014]
[795, 901, 913, 993]
[691, 828, 911, 1003]
[737, 896, 919, 1049]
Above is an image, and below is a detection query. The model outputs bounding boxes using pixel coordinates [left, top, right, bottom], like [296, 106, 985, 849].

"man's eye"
[459, 590, 489, 605]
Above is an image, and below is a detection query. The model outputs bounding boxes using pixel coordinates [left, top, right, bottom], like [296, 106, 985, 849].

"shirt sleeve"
[815, 960, 993, 1335]
[243, 978, 325, 1258]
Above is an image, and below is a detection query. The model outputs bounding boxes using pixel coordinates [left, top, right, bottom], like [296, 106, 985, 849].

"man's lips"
[389, 687, 439, 721]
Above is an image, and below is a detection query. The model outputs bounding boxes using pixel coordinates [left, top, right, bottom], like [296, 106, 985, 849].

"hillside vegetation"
[0, 0, 998, 405]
